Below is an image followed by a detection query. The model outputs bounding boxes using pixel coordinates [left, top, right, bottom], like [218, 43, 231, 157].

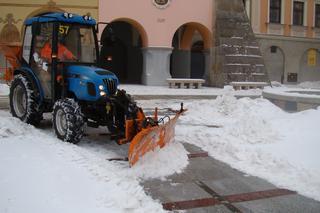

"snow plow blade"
[127, 105, 186, 166]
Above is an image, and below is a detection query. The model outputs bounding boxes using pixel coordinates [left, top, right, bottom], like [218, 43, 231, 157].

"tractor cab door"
[30, 22, 53, 99]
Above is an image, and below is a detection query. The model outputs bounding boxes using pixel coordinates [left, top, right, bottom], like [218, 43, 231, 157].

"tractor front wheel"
[53, 99, 84, 143]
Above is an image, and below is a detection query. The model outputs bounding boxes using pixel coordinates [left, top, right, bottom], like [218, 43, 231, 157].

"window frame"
[269, 0, 282, 24]
[315, 3, 320, 28]
[291, 0, 308, 26]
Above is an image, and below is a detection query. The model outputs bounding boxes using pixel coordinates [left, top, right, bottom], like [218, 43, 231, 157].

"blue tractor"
[9, 12, 139, 143]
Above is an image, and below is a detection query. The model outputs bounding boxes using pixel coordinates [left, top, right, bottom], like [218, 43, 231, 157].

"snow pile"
[269, 81, 320, 89]
[0, 83, 9, 95]
[176, 95, 320, 201]
[263, 86, 320, 99]
[0, 110, 188, 213]
[270, 81, 283, 87]
[0, 112, 31, 138]
[131, 142, 189, 180]
[297, 81, 320, 89]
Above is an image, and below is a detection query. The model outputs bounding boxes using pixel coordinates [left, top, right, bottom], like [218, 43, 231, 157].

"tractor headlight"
[63, 13, 73, 18]
[100, 91, 106, 96]
[99, 85, 104, 90]
[83, 15, 92, 21]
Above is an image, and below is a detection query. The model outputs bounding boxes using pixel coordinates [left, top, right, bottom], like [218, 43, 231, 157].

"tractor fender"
[13, 67, 44, 103]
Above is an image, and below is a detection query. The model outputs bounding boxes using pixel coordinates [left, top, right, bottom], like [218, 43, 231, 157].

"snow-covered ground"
[1, 82, 320, 212]
[140, 95, 320, 201]
[297, 81, 320, 89]
[0, 83, 9, 96]
[0, 110, 188, 213]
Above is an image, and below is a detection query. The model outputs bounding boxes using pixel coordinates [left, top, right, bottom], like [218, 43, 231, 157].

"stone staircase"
[213, 0, 270, 87]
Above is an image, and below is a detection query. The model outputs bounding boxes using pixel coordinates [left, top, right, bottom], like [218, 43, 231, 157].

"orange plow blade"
[128, 110, 184, 167]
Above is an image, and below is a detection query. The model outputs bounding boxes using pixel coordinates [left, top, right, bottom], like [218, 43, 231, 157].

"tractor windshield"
[58, 24, 97, 63]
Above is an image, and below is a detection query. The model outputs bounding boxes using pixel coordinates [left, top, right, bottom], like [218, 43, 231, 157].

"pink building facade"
[98, 0, 214, 85]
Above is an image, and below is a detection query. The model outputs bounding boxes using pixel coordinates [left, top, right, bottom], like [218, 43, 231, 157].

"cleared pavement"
[142, 143, 320, 212]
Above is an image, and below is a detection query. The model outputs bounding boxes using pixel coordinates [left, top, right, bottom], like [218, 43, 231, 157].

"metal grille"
[103, 78, 117, 95]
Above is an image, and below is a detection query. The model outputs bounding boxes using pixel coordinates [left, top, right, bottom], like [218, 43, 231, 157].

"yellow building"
[244, 0, 320, 83]
[0, 0, 97, 79]
[0, 0, 98, 44]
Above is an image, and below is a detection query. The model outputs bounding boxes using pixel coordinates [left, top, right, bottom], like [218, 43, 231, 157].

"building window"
[293, 1, 304, 26]
[316, 4, 320, 28]
[270, 0, 282, 23]
[271, 46, 278, 53]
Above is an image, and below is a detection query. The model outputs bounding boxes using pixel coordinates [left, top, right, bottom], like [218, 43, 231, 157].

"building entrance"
[170, 23, 211, 80]
[100, 21, 143, 84]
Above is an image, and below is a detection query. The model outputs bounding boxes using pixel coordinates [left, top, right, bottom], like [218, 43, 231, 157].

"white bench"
[167, 78, 205, 89]
[230, 81, 269, 90]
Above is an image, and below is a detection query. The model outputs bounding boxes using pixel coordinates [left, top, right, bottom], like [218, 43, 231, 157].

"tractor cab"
[22, 12, 118, 103]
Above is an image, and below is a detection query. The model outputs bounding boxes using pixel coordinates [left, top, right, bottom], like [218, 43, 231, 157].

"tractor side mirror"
[32, 22, 41, 36]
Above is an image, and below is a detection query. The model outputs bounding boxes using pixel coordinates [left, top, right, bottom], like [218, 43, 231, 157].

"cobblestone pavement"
[142, 143, 320, 212]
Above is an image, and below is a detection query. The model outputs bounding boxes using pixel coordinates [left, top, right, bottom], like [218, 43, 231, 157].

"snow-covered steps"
[231, 81, 269, 90]
[214, 0, 269, 86]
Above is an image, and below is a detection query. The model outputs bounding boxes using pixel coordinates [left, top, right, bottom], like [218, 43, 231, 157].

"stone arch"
[106, 17, 148, 48]
[299, 48, 320, 82]
[178, 22, 212, 51]
[99, 18, 148, 84]
[170, 22, 212, 80]
[264, 45, 285, 83]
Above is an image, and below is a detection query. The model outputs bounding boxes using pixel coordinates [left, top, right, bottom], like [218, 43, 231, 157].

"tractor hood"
[67, 65, 118, 82]
[67, 65, 119, 101]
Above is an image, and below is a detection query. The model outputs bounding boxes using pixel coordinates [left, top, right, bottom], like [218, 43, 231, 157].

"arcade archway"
[170, 22, 212, 80]
[100, 19, 147, 84]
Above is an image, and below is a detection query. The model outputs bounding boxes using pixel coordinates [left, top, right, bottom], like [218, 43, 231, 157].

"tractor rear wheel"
[53, 99, 84, 143]
[9, 74, 42, 126]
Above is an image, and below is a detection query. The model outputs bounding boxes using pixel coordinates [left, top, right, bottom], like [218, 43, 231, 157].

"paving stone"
[185, 205, 232, 213]
[142, 142, 320, 212]
[182, 143, 205, 153]
[203, 175, 277, 196]
[182, 157, 236, 182]
[234, 194, 320, 213]
[143, 181, 211, 203]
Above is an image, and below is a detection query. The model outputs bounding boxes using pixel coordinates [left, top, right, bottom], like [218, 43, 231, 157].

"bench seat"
[167, 78, 205, 89]
[230, 81, 269, 90]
